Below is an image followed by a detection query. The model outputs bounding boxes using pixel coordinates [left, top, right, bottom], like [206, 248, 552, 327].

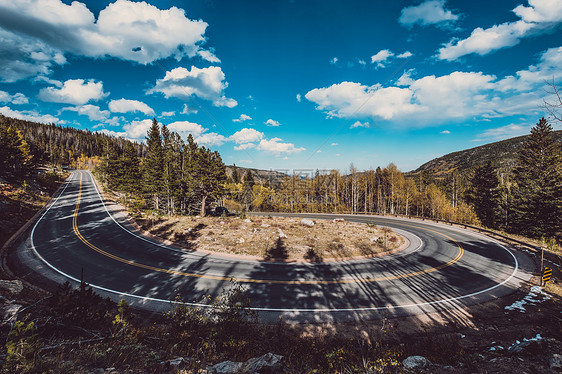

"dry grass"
[135, 215, 405, 261]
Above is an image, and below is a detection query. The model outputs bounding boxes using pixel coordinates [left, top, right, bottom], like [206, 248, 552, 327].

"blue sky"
[0, 0, 561, 172]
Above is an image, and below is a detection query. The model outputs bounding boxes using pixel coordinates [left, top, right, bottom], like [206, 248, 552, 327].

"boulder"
[300, 218, 315, 227]
[207, 360, 243, 374]
[207, 353, 284, 374]
[403, 356, 431, 371]
[550, 354, 562, 371]
[0, 280, 23, 295]
[240, 353, 284, 373]
[278, 229, 287, 239]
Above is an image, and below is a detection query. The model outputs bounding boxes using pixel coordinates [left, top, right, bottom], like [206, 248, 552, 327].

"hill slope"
[410, 130, 562, 176]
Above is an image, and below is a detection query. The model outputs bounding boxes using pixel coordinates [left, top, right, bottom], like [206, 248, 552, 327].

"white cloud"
[197, 49, 221, 63]
[350, 121, 370, 129]
[181, 104, 199, 115]
[358, 59, 367, 66]
[98, 128, 127, 138]
[399, 0, 459, 28]
[148, 66, 237, 108]
[438, 0, 562, 60]
[233, 114, 252, 122]
[167, 120, 205, 137]
[123, 119, 153, 140]
[330, 57, 338, 65]
[38, 78, 107, 105]
[195, 132, 226, 147]
[371, 49, 394, 68]
[0, 106, 60, 123]
[265, 119, 281, 127]
[440, 130, 451, 134]
[474, 123, 532, 142]
[230, 128, 264, 144]
[234, 143, 256, 151]
[256, 137, 306, 155]
[161, 111, 175, 117]
[0, 0, 213, 70]
[397, 51, 413, 59]
[63, 104, 110, 121]
[109, 98, 155, 116]
[331, 142, 338, 146]
[0, 91, 28, 105]
[296, 93, 302, 102]
[305, 56, 553, 126]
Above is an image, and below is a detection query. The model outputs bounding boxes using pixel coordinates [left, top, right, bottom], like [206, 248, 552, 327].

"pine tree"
[119, 142, 141, 196]
[142, 119, 164, 211]
[511, 118, 562, 239]
[469, 161, 500, 228]
[0, 125, 31, 178]
[231, 164, 240, 184]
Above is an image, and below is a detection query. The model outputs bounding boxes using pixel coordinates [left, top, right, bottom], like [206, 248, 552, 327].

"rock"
[508, 338, 544, 354]
[244, 219, 252, 223]
[333, 218, 345, 222]
[208, 353, 284, 374]
[278, 229, 287, 239]
[0, 280, 23, 295]
[240, 353, 284, 373]
[550, 354, 562, 371]
[0, 300, 22, 324]
[261, 223, 271, 228]
[402, 356, 431, 371]
[370, 237, 379, 243]
[237, 237, 246, 244]
[207, 360, 243, 374]
[300, 218, 315, 227]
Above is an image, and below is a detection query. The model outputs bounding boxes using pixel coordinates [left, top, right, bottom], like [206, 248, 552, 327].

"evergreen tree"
[119, 142, 141, 196]
[0, 125, 31, 178]
[243, 169, 255, 189]
[142, 119, 164, 211]
[511, 118, 562, 239]
[242, 169, 255, 211]
[469, 161, 500, 228]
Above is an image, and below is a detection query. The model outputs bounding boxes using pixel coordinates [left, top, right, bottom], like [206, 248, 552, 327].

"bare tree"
[544, 80, 562, 123]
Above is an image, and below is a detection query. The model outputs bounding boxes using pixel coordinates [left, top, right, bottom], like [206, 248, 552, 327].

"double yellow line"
[72, 172, 464, 285]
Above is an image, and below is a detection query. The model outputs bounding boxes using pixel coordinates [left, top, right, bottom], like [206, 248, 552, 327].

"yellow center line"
[72, 172, 464, 285]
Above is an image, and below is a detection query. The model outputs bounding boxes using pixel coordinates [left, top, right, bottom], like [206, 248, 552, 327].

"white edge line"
[29, 171, 522, 313]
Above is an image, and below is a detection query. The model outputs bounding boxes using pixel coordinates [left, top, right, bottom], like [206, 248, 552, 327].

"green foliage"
[469, 161, 500, 229]
[4, 321, 41, 373]
[511, 118, 562, 239]
[48, 281, 116, 331]
[0, 124, 32, 178]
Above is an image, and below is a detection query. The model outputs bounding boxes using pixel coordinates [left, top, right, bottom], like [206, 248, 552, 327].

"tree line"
[226, 118, 561, 243]
[1, 114, 560, 242]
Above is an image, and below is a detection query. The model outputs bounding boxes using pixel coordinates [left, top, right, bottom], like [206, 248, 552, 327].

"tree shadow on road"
[264, 237, 289, 261]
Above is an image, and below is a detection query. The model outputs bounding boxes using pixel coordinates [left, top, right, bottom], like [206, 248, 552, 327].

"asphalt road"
[18, 170, 534, 323]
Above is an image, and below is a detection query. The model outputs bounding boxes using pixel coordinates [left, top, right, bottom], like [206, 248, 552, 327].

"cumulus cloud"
[399, 0, 459, 28]
[265, 119, 281, 127]
[371, 49, 394, 68]
[397, 51, 413, 59]
[440, 130, 451, 134]
[233, 114, 252, 122]
[181, 104, 199, 115]
[167, 120, 205, 137]
[195, 132, 226, 147]
[148, 66, 237, 108]
[161, 111, 175, 117]
[350, 121, 370, 129]
[438, 0, 562, 60]
[305, 46, 558, 126]
[296, 93, 302, 102]
[473, 123, 532, 142]
[0, 0, 214, 71]
[256, 138, 306, 155]
[0, 91, 28, 105]
[230, 128, 264, 144]
[0, 106, 60, 123]
[63, 104, 110, 121]
[38, 79, 107, 105]
[123, 119, 153, 140]
[109, 98, 155, 116]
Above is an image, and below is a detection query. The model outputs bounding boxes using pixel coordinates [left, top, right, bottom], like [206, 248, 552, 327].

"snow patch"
[504, 287, 550, 312]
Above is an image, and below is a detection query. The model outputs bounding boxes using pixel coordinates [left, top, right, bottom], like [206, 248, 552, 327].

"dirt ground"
[133, 214, 406, 261]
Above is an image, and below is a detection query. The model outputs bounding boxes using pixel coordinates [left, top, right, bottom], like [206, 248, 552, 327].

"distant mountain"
[409, 130, 562, 176]
[225, 165, 288, 187]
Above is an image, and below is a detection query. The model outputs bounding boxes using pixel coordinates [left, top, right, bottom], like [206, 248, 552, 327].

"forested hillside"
[410, 130, 562, 176]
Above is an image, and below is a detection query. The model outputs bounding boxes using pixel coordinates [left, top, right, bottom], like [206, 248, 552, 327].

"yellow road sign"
[543, 267, 552, 284]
